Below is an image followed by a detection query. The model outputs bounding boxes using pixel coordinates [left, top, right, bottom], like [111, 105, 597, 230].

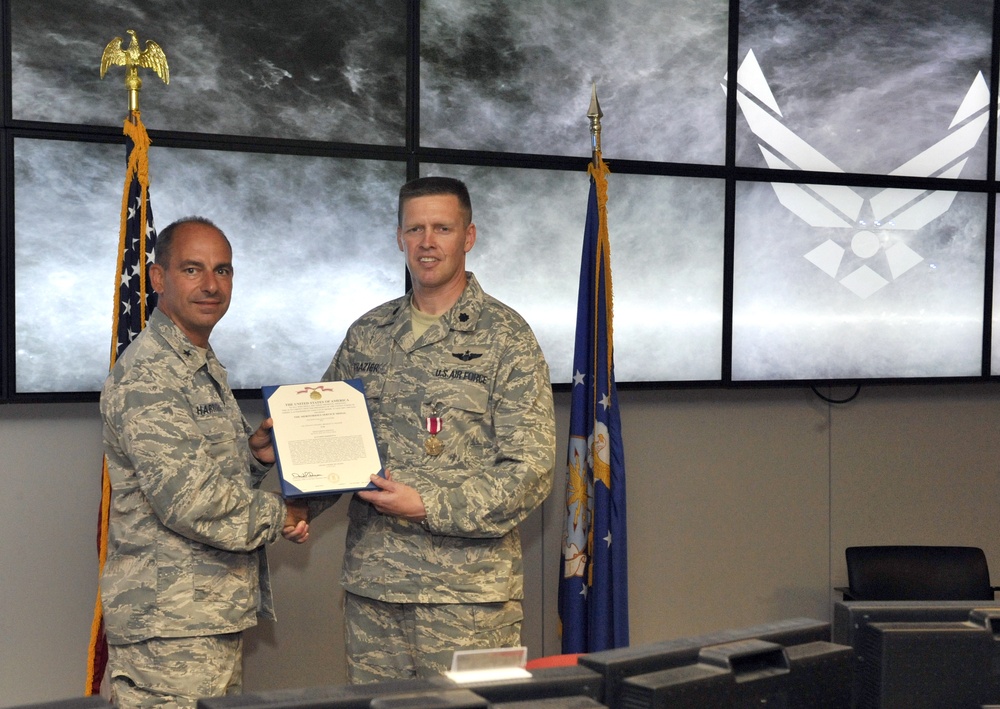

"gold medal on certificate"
[425, 414, 443, 456]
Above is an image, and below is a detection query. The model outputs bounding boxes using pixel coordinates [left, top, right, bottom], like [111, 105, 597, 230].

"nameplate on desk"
[443, 647, 531, 684]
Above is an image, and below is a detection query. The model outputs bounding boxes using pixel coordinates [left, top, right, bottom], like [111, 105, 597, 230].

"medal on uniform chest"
[424, 412, 443, 456]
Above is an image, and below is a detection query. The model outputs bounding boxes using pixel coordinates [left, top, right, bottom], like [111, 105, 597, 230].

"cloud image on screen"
[8, 0, 998, 396]
[422, 163, 725, 384]
[10, 0, 406, 145]
[736, 0, 992, 177]
[14, 138, 406, 394]
[421, 0, 729, 164]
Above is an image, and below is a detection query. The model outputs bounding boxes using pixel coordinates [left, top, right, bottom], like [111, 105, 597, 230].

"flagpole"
[86, 30, 168, 696]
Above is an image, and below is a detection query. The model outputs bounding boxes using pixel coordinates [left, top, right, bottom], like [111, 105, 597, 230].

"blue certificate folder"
[262, 379, 384, 498]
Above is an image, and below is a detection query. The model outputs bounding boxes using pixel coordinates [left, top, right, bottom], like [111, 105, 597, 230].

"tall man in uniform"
[100, 217, 309, 708]
[321, 176, 556, 682]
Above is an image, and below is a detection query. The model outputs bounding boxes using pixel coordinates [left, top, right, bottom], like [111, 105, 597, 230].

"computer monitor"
[489, 699, 605, 709]
[616, 638, 852, 709]
[196, 677, 458, 709]
[576, 616, 831, 706]
[832, 599, 1000, 646]
[197, 666, 604, 709]
[457, 664, 603, 705]
[367, 688, 488, 708]
[854, 620, 992, 709]
[833, 600, 1000, 709]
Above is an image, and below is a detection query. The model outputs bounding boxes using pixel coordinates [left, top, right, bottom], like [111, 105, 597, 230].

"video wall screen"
[420, 0, 730, 164]
[5, 0, 1000, 399]
[732, 180, 987, 381]
[10, 0, 406, 145]
[14, 145, 723, 395]
[422, 164, 726, 384]
[736, 0, 992, 179]
[14, 137, 406, 395]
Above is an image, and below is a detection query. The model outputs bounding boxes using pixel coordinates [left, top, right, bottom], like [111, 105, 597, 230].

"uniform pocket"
[196, 417, 239, 461]
[422, 379, 491, 462]
[425, 377, 489, 418]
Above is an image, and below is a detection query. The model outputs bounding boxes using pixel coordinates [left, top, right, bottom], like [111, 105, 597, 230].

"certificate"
[262, 379, 384, 497]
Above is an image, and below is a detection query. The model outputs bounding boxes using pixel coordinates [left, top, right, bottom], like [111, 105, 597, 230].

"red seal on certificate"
[425, 415, 443, 456]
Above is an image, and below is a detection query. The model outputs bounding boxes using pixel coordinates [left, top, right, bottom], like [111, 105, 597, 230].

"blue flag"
[559, 155, 629, 653]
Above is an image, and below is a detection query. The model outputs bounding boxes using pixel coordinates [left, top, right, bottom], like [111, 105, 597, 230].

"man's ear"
[149, 263, 165, 294]
[464, 222, 477, 253]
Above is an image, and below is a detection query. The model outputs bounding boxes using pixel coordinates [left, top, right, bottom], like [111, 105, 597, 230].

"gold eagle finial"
[100, 30, 169, 113]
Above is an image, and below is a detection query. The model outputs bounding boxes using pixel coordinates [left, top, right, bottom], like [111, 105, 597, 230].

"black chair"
[840, 545, 1000, 601]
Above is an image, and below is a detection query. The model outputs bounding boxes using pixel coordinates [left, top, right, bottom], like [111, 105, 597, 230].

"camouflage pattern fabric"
[108, 633, 242, 708]
[321, 273, 556, 604]
[100, 308, 286, 645]
[343, 592, 522, 683]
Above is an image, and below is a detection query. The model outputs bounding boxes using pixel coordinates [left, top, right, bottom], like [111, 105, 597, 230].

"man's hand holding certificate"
[262, 379, 384, 497]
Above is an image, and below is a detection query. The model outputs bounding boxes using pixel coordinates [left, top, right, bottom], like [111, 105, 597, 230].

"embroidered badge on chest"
[452, 349, 484, 362]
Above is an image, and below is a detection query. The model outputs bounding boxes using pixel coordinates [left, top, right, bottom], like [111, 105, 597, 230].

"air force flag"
[559, 155, 629, 653]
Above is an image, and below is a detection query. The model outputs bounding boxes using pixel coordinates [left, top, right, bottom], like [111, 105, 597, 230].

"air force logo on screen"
[725, 50, 989, 299]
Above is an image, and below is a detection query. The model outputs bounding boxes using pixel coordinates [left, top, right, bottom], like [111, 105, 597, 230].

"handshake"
[281, 498, 310, 543]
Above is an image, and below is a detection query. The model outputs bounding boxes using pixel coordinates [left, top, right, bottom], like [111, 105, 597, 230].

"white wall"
[3, 382, 1000, 705]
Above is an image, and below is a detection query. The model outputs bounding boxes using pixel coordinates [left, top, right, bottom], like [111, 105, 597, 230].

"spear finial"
[587, 83, 603, 167]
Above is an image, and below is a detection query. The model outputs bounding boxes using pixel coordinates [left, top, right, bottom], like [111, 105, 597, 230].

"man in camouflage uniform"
[100, 217, 310, 708]
[320, 176, 556, 682]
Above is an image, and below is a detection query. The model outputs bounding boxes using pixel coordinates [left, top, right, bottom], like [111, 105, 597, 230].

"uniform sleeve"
[248, 449, 273, 488]
[417, 330, 556, 538]
[117, 387, 287, 552]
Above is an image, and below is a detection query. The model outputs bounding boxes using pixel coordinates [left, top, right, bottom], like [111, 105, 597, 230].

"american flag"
[112, 115, 158, 360]
[86, 112, 157, 696]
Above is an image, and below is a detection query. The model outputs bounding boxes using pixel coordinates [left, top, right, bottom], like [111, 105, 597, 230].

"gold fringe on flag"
[587, 154, 614, 361]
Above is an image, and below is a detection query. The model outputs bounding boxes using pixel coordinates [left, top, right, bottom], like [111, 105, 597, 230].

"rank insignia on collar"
[458, 312, 469, 322]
